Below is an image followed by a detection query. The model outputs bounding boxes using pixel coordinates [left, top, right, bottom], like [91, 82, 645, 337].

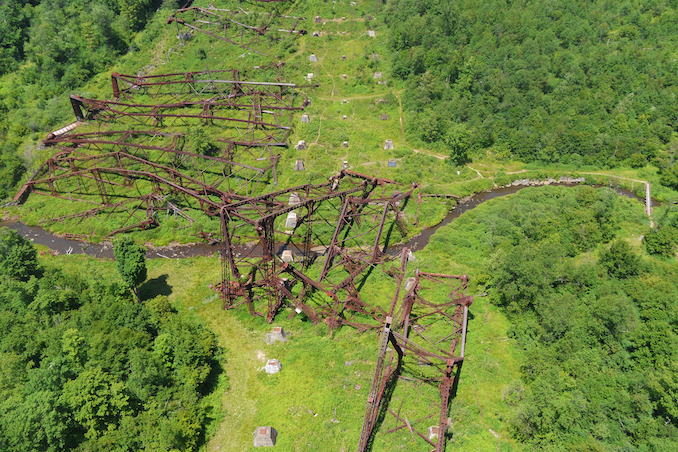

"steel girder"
[357, 270, 473, 452]
[110, 67, 294, 102]
[14, 148, 261, 236]
[217, 170, 415, 329]
[41, 130, 276, 196]
[167, 6, 307, 56]
[69, 95, 293, 149]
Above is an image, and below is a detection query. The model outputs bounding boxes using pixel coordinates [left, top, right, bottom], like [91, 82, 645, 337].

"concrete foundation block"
[271, 327, 287, 342]
[285, 212, 297, 229]
[405, 277, 416, 291]
[288, 192, 301, 206]
[254, 426, 278, 447]
[265, 359, 282, 374]
[281, 250, 294, 263]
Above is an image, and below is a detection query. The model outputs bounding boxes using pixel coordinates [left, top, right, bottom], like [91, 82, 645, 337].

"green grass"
[36, 214, 523, 452]
[11, 1, 676, 450]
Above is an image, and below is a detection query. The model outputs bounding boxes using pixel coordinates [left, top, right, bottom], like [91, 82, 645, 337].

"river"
[0, 184, 653, 259]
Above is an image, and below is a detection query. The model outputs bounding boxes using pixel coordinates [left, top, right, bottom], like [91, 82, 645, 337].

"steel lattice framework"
[167, 6, 307, 56]
[217, 171, 416, 329]
[64, 68, 308, 180]
[16, 59, 471, 452]
[69, 93, 293, 151]
[109, 67, 292, 102]
[357, 267, 473, 452]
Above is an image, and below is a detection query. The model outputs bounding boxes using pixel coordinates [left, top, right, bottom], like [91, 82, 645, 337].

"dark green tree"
[599, 239, 640, 279]
[61, 367, 129, 439]
[113, 236, 147, 302]
[0, 228, 39, 281]
[445, 122, 471, 165]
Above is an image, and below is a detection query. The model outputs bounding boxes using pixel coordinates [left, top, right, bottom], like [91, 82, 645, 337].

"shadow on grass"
[365, 359, 403, 452]
[196, 356, 226, 449]
[139, 274, 173, 300]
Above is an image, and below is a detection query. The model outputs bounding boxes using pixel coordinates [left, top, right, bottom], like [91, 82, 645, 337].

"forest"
[426, 185, 678, 451]
[383, 0, 678, 172]
[0, 228, 219, 451]
[0, 0, 168, 199]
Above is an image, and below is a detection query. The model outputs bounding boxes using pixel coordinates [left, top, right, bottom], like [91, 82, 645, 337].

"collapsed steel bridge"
[16, 61, 471, 451]
[217, 171, 415, 329]
[167, 6, 307, 56]
[357, 263, 472, 452]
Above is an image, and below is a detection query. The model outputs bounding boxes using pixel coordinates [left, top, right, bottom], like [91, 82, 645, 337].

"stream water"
[0, 184, 654, 260]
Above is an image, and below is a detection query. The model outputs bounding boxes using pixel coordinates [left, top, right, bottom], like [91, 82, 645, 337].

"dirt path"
[318, 42, 336, 97]
[467, 166, 485, 178]
[395, 90, 405, 142]
[412, 148, 446, 160]
[311, 106, 330, 146]
[579, 171, 649, 184]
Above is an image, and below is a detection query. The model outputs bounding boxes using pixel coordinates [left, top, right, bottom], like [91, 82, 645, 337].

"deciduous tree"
[113, 236, 147, 302]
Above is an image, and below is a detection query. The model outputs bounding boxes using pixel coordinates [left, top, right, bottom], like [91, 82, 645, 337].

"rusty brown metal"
[65, 68, 304, 182]
[166, 7, 306, 56]
[357, 270, 473, 452]
[215, 171, 416, 328]
[20, 66, 469, 452]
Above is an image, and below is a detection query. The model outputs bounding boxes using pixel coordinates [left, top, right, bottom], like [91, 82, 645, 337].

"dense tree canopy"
[428, 186, 678, 450]
[383, 0, 678, 174]
[0, 227, 39, 281]
[0, 237, 219, 451]
[0, 0, 166, 202]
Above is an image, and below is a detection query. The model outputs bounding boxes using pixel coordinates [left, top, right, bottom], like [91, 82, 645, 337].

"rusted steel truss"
[69, 94, 293, 148]
[358, 269, 473, 452]
[109, 66, 302, 104]
[217, 170, 416, 330]
[19, 63, 471, 451]
[69, 68, 305, 173]
[14, 145, 273, 236]
[35, 194, 193, 238]
[167, 6, 306, 56]
[16, 153, 425, 332]
[36, 131, 273, 195]
[42, 129, 278, 190]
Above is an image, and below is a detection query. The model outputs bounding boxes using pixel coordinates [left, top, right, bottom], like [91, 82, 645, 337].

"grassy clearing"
[38, 215, 524, 452]
[14, 1, 674, 450]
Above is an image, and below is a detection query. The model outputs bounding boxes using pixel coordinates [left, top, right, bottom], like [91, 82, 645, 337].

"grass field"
[36, 216, 524, 452]
[10, 0, 677, 451]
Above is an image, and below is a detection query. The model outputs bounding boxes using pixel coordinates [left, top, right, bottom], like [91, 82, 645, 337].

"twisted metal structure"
[358, 268, 473, 452]
[217, 171, 416, 329]
[167, 6, 307, 56]
[16, 59, 471, 452]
